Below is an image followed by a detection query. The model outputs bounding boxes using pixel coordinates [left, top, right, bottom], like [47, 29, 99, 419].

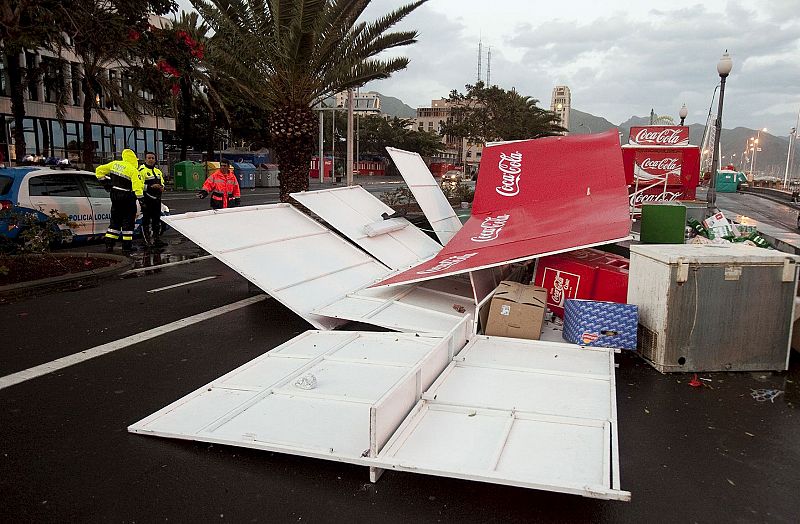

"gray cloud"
[176, 0, 800, 134]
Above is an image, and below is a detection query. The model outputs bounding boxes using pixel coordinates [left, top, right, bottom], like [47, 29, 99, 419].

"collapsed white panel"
[386, 147, 462, 245]
[374, 337, 629, 501]
[163, 204, 391, 329]
[313, 274, 476, 334]
[129, 321, 471, 463]
[291, 186, 442, 270]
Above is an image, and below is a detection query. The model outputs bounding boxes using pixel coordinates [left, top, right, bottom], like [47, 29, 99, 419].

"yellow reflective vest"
[95, 149, 144, 198]
[139, 164, 165, 199]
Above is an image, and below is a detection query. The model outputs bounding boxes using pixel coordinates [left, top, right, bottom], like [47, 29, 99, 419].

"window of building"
[51, 120, 65, 154]
[145, 129, 155, 153]
[65, 122, 81, 153]
[156, 130, 164, 159]
[42, 57, 64, 104]
[0, 60, 7, 96]
[135, 128, 145, 153]
[102, 126, 113, 156]
[22, 118, 37, 154]
[38, 119, 52, 157]
[70, 63, 81, 106]
[25, 52, 38, 101]
[113, 126, 125, 153]
[28, 174, 83, 197]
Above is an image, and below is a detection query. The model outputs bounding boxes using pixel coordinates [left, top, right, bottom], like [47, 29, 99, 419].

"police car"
[0, 166, 169, 244]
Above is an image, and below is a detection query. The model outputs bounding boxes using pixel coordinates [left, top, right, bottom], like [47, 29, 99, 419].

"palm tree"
[193, 0, 428, 202]
[0, 0, 62, 162]
[58, 1, 147, 168]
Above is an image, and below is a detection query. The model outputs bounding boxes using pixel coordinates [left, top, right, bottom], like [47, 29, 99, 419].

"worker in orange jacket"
[197, 159, 241, 209]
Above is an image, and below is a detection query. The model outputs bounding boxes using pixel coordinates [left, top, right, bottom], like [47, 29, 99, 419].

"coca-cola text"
[496, 151, 522, 197]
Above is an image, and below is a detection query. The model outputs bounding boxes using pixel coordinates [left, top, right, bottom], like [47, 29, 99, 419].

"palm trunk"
[205, 102, 216, 161]
[6, 51, 27, 163]
[270, 104, 317, 202]
[81, 78, 94, 168]
[179, 76, 192, 161]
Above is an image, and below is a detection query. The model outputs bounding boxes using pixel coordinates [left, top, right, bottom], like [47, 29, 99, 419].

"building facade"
[415, 98, 484, 174]
[0, 37, 175, 165]
[334, 90, 382, 115]
[550, 85, 571, 134]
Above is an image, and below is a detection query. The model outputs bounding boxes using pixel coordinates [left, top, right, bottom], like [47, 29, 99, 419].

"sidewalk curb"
[0, 252, 133, 301]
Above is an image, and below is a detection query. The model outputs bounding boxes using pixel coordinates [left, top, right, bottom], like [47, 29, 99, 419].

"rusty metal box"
[628, 244, 799, 372]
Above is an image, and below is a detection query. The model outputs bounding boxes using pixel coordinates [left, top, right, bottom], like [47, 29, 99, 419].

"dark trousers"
[141, 196, 162, 238]
[106, 190, 137, 250]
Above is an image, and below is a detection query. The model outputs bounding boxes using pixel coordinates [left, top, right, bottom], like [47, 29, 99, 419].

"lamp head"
[717, 50, 733, 77]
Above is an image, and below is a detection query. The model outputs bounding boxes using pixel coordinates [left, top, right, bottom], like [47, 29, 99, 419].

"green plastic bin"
[173, 161, 207, 191]
[640, 203, 687, 244]
[715, 170, 746, 193]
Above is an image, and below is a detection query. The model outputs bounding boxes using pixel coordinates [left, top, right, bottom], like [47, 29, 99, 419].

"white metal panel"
[291, 186, 442, 270]
[313, 276, 476, 333]
[163, 204, 391, 329]
[386, 147, 462, 245]
[374, 336, 630, 501]
[129, 320, 470, 464]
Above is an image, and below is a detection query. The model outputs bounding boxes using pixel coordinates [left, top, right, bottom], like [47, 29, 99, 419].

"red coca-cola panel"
[373, 130, 632, 288]
[629, 126, 690, 146]
[622, 146, 700, 208]
[534, 248, 629, 317]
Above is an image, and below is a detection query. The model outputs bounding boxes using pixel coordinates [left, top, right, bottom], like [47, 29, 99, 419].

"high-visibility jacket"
[95, 149, 144, 198]
[139, 164, 165, 200]
[202, 169, 241, 208]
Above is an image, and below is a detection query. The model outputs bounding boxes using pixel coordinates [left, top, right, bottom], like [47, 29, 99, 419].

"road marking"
[0, 295, 267, 391]
[123, 254, 215, 275]
[147, 276, 218, 293]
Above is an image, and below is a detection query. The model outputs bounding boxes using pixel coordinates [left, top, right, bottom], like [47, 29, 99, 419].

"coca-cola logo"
[542, 268, 580, 308]
[417, 253, 477, 274]
[640, 157, 680, 172]
[471, 214, 510, 243]
[632, 127, 687, 145]
[629, 190, 683, 207]
[496, 151, 522, 197]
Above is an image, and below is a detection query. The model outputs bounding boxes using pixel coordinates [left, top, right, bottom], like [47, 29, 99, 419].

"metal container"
[628, 244, 799, 372]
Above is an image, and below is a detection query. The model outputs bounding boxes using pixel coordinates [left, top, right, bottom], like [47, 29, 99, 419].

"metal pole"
[331, 108, 336, 183]
[346, 88, 354, 186]
[318, 110, 324, 182]
[785, 128, 795, 189]
[708, 75, 727, 215]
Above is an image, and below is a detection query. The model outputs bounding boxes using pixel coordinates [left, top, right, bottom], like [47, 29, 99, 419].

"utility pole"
[346, 88, 354, 186]
[318, 110, 324, 182]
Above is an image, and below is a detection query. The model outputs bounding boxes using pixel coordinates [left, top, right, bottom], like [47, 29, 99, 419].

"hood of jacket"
[122, 149, 139, 168]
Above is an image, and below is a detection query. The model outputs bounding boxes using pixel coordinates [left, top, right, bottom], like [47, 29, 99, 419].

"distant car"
[441, 170, 463, 183]
[0, 167, 169, 245]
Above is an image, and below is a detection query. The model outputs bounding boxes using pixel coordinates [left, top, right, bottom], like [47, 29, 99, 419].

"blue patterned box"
[563, 299, 638, 350]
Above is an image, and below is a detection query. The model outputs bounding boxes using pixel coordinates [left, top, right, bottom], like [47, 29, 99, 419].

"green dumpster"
[173, 161, 207, 191]
[715, 170, 745, 193]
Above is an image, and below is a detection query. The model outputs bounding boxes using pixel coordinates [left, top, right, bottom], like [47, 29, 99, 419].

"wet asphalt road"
[1, 188, 799, 522]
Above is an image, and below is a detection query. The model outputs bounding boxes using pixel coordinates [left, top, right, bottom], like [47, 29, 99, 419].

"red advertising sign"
[634, 150, 683, 185]
[629, 126, 690, 146]
[371, 130, 632, 288]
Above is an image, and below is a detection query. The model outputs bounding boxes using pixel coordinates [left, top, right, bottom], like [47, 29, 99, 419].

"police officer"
[95, 149, 145, 254]
[139, 151, 166, 247]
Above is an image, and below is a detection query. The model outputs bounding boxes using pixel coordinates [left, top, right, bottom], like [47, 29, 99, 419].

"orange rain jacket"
[202, 169, 241, 208]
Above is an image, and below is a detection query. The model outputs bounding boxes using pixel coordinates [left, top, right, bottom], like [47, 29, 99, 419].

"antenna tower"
[486, 47, 492, 86]
[477, 40, 482, 82]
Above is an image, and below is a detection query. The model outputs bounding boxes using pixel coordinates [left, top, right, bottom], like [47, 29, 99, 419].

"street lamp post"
[708, 51, 733, 216]
[679, 103, 688, 126]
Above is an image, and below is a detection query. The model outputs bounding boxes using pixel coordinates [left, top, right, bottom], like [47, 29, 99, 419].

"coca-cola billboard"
[629, 126, 690, 146]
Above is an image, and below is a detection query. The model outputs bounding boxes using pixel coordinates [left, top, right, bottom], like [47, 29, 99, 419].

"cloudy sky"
[177, 0, 800, 134]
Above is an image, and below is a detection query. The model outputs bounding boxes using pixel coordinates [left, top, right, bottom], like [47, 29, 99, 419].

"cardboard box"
[563, 299, 638, 350]
[484, 281, 546, 340]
